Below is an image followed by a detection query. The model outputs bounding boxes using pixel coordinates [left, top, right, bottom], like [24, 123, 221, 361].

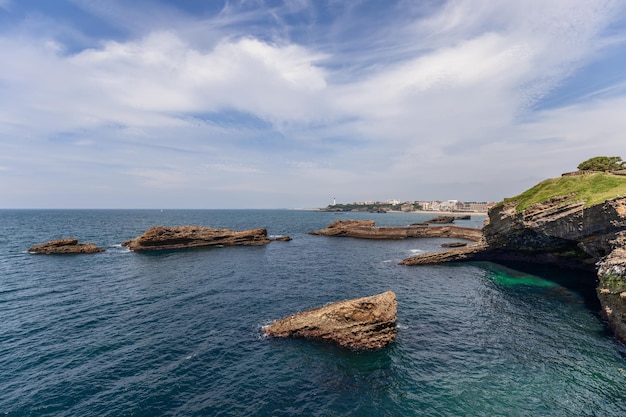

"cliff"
[122, 225, 271, 251]
[263, 291, 397, 350]
[401, 172, 626, 343]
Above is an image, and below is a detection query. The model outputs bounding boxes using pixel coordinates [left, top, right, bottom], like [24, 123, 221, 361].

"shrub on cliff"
[577, 156, 625, 172]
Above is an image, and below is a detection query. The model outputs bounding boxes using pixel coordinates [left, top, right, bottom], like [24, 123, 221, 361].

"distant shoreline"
[310, 208, 488, 216]
[392, 210, 488, 216]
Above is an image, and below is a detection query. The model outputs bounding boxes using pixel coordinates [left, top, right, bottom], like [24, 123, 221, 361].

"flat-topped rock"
[263, 291, 397, 350]
[29, 238, 105, 254]
[122, 225, 271, 251]
[309, 219, 482, 241]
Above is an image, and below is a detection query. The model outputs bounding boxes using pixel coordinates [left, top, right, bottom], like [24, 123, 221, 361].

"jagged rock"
[400, 243, 489, 265]
[596, 232, 626, 342]
[309, 219, 483, 241]
[263, 291, 397, 350]
[122, 225, 271, 251]
[29, 238, 105, 254]
[273, 236, 292, 242]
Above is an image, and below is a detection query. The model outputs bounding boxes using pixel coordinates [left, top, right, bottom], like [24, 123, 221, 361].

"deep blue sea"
[1, 209, 626, 416]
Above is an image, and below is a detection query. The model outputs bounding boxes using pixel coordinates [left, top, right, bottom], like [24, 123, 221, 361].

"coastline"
[317, 208, 489, 216]
[389, 209, 488, 216]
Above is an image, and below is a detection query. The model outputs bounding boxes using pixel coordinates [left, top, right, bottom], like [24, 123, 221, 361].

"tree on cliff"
[577, 156, 626, 172]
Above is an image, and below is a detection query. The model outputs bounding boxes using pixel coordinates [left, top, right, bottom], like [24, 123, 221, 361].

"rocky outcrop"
[424, 215, 472, 224]
[263, 291, 397, 350]
[596, 231, 626, 342]
[401, 195, 626, 343]
[400, 243, 488, 265]
[29, 238, 105, 254]
[122, 225, 271, 251]
[309, 219, 483, 241]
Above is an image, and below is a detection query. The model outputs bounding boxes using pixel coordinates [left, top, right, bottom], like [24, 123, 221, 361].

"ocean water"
[1, 209, 625, 417]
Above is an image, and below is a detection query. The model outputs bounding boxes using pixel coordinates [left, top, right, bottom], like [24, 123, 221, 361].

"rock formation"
[596, 231, 626, 342]
[122, 225, 271, 251]
[263, 291, 397, 350]
[29, 238, 105, 254]
[440, 242, 468, 248]
[401, 194, 626, 344]
[309, 219, 482, 241]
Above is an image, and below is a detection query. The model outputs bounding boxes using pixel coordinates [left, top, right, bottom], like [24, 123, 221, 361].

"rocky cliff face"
[484, 196, 626, 259]
[485, 196, 626, 343]
[402, 195, 626, 344]
[596, 231, 626, 342]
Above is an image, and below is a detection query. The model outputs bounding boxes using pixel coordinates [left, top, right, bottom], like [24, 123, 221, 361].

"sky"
[1, 0, 626, 209]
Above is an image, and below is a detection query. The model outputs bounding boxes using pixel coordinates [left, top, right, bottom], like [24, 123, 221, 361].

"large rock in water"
[122, 225, 271, 251]
[29, 238, 105, 254]
[263, 291, 397, 350]
[309, 219, 482, 241]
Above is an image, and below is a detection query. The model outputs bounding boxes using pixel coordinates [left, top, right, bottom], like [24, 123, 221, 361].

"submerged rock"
[425, 215, 457, 224]
[440, 242, 468, 248]
[122, 225, 271, 251]
[29, 238, 105, 254]
[264, 291, 397, 350]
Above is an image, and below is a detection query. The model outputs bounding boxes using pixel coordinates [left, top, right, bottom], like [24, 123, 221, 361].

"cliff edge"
[401, 172, 626, 343]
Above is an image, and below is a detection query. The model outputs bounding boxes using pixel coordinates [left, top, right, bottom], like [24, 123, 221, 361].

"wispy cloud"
[1, 0, 625, 208]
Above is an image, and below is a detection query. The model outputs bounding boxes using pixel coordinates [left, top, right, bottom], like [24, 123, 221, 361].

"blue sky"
[1, 0, 626, 208]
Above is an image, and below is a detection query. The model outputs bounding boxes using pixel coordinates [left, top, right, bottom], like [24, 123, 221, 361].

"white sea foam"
[409, 249, 424, 254]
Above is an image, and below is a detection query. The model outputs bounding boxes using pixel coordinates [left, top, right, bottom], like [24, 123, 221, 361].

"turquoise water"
[1, 209, 625, 416]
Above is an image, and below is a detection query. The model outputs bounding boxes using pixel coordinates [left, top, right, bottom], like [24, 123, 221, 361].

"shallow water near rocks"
[1, 209, 625, 416]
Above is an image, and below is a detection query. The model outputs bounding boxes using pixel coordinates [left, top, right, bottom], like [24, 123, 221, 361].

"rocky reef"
[401, 193, 626, 344]
[263, 291, 397, 350]
[122, 225, 271, 251]
[309, 219, 482, 241]
[29, 238, 105, 254]
[421, 215, 471, 224]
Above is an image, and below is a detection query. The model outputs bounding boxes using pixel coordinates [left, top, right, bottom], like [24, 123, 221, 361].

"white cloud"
[1, 0, 626, 208]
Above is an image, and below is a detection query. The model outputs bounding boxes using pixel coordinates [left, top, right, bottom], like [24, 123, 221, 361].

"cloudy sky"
[1, 0, 626, 208]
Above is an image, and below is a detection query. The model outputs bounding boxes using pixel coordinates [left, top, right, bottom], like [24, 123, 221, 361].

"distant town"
[320, 199, 496, 213]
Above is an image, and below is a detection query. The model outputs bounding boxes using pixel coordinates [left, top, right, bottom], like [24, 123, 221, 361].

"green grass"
[502, 172, 626, 212]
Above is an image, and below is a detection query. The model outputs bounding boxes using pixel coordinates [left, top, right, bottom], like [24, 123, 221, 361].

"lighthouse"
[333, 197, 336, 206]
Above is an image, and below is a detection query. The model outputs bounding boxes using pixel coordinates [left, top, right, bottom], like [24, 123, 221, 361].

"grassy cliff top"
[503, 172, 626, 212]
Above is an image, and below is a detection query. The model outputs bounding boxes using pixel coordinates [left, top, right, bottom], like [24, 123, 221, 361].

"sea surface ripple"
[1, 209, 625, 416]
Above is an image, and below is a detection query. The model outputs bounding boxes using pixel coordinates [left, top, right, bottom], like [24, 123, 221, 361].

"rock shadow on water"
[476, 261, 601, 313]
